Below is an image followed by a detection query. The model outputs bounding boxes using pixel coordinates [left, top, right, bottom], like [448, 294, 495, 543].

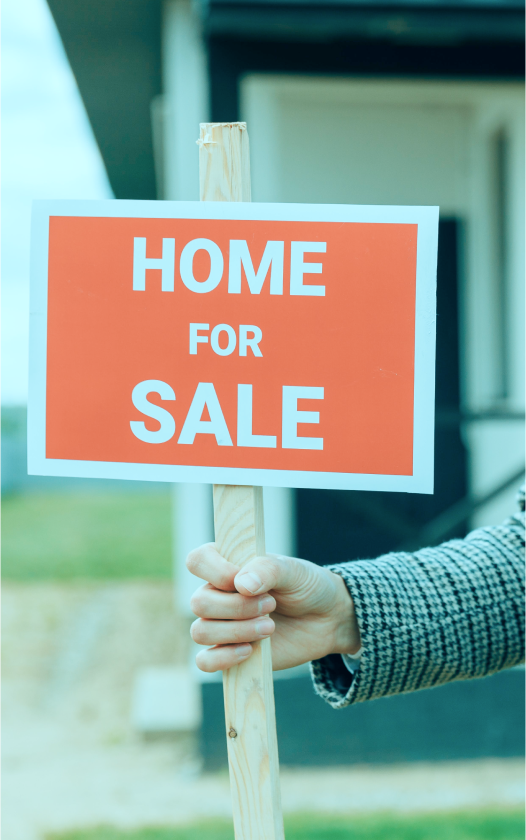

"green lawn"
[1, 492, 172, 580]
[47, 811, 525, 840]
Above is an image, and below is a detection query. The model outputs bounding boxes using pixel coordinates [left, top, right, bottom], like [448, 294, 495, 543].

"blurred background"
[1, 0, 525, 837]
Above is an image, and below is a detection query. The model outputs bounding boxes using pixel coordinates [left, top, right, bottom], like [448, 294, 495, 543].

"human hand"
[186, 544, 361, 673]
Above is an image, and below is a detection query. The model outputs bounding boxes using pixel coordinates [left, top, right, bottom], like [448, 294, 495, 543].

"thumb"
[234, 554, 298, 597]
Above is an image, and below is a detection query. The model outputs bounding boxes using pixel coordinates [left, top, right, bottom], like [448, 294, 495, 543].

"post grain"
[198, 121, 284, 840]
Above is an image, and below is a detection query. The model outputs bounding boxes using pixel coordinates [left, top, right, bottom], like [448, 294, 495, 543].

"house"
[46, 0, 525, 765]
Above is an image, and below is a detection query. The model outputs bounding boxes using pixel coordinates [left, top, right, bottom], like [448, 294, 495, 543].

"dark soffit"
[47, 0, 523, 196]
[46, 0, 162, 200]
[202, 0, 525, 42]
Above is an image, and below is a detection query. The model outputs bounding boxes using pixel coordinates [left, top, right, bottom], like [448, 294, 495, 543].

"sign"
[29, 200, 438, 492]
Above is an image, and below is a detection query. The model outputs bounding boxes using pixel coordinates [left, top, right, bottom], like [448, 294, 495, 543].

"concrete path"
[3, 582, 524, 840]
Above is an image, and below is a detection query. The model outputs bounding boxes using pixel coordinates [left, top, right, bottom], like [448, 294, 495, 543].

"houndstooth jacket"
[310, 487, 525, 708]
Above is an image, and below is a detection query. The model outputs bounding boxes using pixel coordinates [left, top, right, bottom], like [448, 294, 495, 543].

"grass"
[1, 492, 172, 580]
[47, 810, 525, 840]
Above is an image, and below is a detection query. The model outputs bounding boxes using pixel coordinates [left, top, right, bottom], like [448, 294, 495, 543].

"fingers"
[187, 544, 301, 600]
[196, 644, 253, 672]
[186, 543, 238, 591]
[191, 616, 275, 647]
[234, 554, 295, 597]
[192, 613, 274, 673]
[191, 583, 276, 620]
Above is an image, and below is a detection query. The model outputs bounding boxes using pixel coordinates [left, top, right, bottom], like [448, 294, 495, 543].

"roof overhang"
[202, 0, 525, 42]
[47, 0, 524, 195]
[47, 0, 162, 200]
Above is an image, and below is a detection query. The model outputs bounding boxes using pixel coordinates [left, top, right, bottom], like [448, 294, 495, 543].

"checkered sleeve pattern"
[310, 487, 525, 709]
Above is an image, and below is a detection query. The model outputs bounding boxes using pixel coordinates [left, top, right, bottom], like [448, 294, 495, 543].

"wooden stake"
[198, 122, 284, 840]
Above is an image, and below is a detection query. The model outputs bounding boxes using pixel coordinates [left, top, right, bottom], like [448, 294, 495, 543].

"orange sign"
[29, 201, 437, 491]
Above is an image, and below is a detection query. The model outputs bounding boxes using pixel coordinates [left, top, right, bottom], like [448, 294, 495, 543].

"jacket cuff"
[310, 653, 358, 708]
[310, 563, 375, 708]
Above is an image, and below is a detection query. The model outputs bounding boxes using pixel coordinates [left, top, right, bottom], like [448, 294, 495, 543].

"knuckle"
[234, 598, 251, 619]
[262, 556, 280, 588]
[219, 648, 236, 670]
[189, 590, 205, 616]
[217, 569, 235, 590]
[186, 548, 202, 574]
[230, 624, 243, 642]
[190, 619, 204, 643]
[196, 651, 213, 673]
[238, 621, 257, 642]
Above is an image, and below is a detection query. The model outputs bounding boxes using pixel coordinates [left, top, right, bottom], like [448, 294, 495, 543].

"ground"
[2, 580, 524, 840]
[1, 492, 172, 581]
[2, 493, 524, 839]
[47, 812, 526, 840]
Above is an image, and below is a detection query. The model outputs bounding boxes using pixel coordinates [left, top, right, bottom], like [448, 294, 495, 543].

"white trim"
[30, 198, 437, 225]
[242, 76, 524, 109]
[163, 0, 209, 201]
[25, 457, 435, 493]
[28, 199, 438, 493]
[240, 75, 524, 525]
[28, 204, 50, 487]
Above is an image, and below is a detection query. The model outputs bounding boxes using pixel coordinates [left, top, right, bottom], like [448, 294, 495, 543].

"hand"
[186, 543, 361, 673]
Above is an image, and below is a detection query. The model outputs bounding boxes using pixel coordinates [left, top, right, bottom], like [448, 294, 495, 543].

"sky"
[1, 0, 113, 406]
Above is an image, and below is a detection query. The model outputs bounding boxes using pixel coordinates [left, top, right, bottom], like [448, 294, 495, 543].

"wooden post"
[198, 122, 285, 840]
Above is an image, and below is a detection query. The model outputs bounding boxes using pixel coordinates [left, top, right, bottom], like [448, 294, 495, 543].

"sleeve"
[310, 487, 525, 709]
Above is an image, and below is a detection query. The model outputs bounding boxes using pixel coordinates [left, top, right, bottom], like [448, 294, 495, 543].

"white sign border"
[28, 199, 438, 493]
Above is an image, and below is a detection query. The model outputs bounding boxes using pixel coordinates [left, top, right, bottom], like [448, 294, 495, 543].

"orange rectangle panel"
[29, 201, 438, 492]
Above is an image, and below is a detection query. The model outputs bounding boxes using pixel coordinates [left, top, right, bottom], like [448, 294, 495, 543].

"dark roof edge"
[203, 0, 525, 9]
[204, 4, 525, 43]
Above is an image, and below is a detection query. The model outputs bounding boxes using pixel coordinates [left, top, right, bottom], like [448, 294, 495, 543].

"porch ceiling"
[204, 0, 525, 42]
[47, 0, 523, 197]
[47, 0, 162, 200]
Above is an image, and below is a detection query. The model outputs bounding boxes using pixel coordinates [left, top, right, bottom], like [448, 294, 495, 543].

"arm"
[187, 548, 362, 673]
[187, 490, 524, 708]
[313, 497, 525, 707]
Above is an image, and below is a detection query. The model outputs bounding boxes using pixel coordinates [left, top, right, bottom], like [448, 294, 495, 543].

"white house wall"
[242, 76, 525, 528]
[162, 0, 209, 202]
[465, 91, 525, 524]
[162, 6, 297, 614]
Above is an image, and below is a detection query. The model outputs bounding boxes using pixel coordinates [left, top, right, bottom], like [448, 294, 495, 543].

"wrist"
[329, 571, 362, 656]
